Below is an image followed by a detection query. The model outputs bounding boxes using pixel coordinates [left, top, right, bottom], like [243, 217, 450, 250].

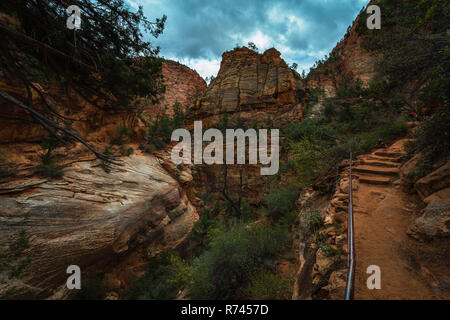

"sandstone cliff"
[185, 47, 306, 205]
[0, 153, 197, 299]
[189, 47, 305, 127]
[308, 1, 378, 99]
[140, 60, 207, 125]
[0, 60, 204, 299]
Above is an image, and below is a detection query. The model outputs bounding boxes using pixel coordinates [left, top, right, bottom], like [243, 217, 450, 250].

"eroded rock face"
[161, 60, 207, 110]
[183, 47, 306, 205]
[142, 60, 207, 120]
[414, 161, 450, 200]
[408, 199, 450, 239]
[0, 154, 198, 299]
[307, 0, 378, 100]
[189, 47, 305, 127]
[407, 161, 450, 240]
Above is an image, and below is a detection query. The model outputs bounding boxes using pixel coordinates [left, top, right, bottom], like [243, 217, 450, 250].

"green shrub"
[279, 159, 296, 174]
[264, 185, 299, 221]
[33, 137, 64, 178]
[145, 102, 186, 150]
[187, 204, 220, 253]
[406, 108, 450, 180]
[110, 125, 133, 146]
[119, 146, 134, 156]
[0, 155, 17, 179]
[77, 274, 105, 300]
[33, 156, 63, 179]
[188, 222, 287, 299]
[319, 243, 343, 261]
[301, 210, 324, 236]
[0, 230, 31, 279]
[324, 99, 336, 122]
[239, 200, 258, 221]
[127, 250, 190, 300]
[285, 119, 333, 142]
[244, 270, 292, 300]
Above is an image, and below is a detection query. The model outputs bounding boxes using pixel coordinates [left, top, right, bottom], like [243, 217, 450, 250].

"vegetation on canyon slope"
[1, 0, 448, 300]
[0, 0, 167, 162]
[122, 0, 449, 301]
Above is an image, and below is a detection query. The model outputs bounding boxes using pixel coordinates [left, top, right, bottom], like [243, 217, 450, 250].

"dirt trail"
[352, 139, 450, 300]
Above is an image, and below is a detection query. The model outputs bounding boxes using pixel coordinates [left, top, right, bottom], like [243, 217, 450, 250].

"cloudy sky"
[127, 0, 370, 79]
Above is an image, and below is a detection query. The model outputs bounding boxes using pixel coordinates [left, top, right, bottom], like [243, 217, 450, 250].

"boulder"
[399, 154, 420, 189]
[407, 199, 450, 239]
[0, 154, 198, 299]
[323, 270, 347, 300]
[414, 161, 450, 200]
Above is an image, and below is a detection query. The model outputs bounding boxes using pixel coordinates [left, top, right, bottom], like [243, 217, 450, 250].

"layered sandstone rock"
[414, 161, 450, 200]
[160, 60, 207, 111]
[189, 47, 305, 127]
[0, 59, 206, 145]
[407, 161, 450, 239]
[141, 60, 207, 122]
[0, 58, 205, 299]
[0, 153, 198, 299]
[181, 47, 306, 205]
[408, 199, 450, 239]
[307, 1, 379, 100]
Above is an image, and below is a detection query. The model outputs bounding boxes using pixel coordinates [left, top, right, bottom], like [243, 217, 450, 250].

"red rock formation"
[160, 60, 207, 112]
[0, 59, 205, 299]
[189, 47, 305, 127]
[308, 1, 379, 98]
[141, 60, 207, 124]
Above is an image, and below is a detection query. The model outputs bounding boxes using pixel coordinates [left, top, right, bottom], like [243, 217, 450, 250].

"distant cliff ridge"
[189, 47, 306, 127]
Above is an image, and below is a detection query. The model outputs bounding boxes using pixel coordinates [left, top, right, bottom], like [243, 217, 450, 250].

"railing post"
[345, 150, 355, 300]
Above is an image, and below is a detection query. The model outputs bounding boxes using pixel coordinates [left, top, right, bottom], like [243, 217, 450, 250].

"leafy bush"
[335, 78, 364, 99]
[33, 159, 63, 179]
[285, 119, 333, 142]
[0, 155, 17, 179]
[188, 222, 288, 299]
[77, 274, 105, 300]
[119, 146, 134, 156]
[301, 210, 324, 237]
[127, 250, 190, 300]
[264, 185, 299, 221]
[405, 108, 450, 180]
[319, 243, 343, 262]
[0, 230, 31, 279]
[110, 125, 133, 146]
[33, 136, 64, 178]
[239, 200, 258, 221]
[187, 204, 220, 253]
[324, 99, 336, 122]
[244, 270, 292, 300]
[143, 102, 186, 151]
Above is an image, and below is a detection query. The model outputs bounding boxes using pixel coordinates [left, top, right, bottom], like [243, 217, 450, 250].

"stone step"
[354, 173, 392, 185]
[360, 159, 399, 168]
[367, 155, 402, 163]
[352, 165, 399, 177]
[374, 151, 405, 158]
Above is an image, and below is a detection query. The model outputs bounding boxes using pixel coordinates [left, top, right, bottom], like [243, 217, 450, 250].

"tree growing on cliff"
[0, 0, 167, 163]
[247, 42, 259, 52]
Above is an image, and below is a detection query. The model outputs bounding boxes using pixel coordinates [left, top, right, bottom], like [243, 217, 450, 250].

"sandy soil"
[352, 139, 450, 300]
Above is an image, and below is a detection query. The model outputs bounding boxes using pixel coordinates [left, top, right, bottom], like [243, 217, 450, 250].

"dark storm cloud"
[129, 0, 369, 77]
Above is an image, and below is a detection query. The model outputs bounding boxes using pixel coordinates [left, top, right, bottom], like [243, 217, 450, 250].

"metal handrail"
[345, 151, 355, 300]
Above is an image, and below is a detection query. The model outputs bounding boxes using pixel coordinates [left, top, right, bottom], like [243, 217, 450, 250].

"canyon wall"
[308, 2, 378, 99]
[189, 47, 305, 127]
[186, 47, 307, 205]
[0, 60, 204, 299]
